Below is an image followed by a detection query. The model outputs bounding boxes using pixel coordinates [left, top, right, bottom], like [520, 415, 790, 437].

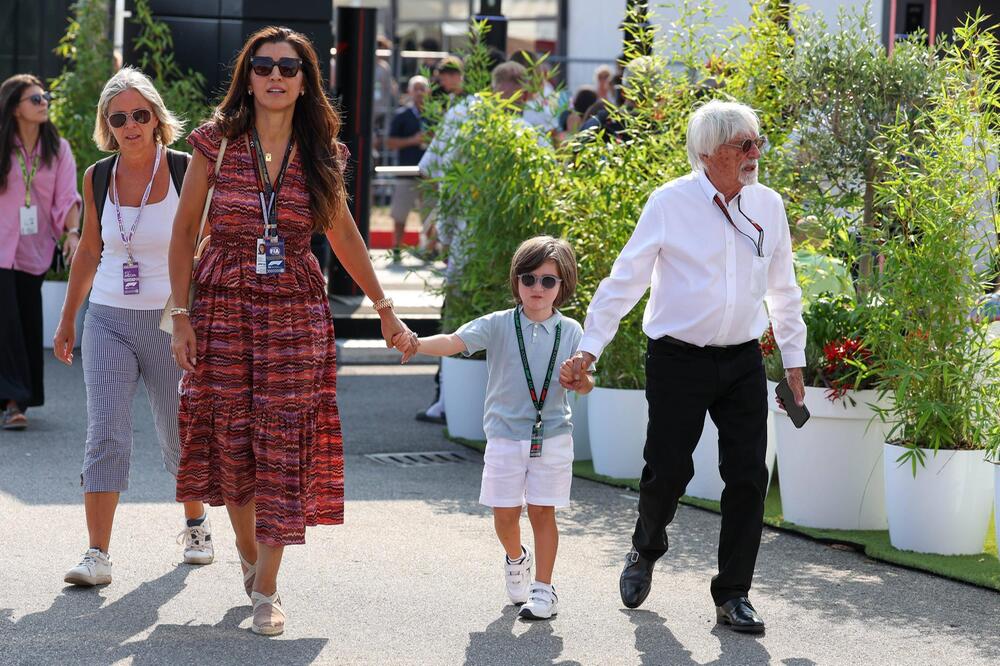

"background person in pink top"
[0, 74, 82, 430]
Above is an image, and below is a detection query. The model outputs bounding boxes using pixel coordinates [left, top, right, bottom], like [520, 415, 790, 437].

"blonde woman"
[53, 67, 212, 587]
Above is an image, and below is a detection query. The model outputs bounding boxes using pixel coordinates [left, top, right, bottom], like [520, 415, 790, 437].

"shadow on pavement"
[464, 605, 581, 666]
[0, 566, 327, 664]
[625, 608, 777, 665]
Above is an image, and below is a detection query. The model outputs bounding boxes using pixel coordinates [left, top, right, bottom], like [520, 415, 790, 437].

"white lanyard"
[110, 145, 162, 264]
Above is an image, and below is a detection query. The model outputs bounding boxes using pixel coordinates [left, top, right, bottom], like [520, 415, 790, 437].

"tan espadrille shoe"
[251, 591, 285, 636]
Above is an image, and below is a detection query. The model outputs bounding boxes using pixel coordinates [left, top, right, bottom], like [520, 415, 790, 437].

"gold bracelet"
[372, 297, 394, 312]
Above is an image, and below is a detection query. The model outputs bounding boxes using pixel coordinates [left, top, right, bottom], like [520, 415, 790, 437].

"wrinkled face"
[249, 41, 305, 112]
[517, 259, 561, 312]
[702, 131, 762, 192]
[107, 88, 160, 151]
[14, 85, 49, 126]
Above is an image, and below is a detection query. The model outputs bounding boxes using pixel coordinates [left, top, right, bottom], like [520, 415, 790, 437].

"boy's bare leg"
[527, 504, 558, 584]
[493, 506, 524, 559]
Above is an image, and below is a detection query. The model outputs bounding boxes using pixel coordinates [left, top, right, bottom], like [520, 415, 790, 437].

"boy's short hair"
[509, 236, 578, 308]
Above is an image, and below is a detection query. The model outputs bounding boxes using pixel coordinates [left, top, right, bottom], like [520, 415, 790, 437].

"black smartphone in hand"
[775, 378, 810, 428]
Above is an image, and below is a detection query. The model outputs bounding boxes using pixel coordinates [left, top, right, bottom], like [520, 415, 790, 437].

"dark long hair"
[213, 26, 345, 232]
[0, 74, 60, 193]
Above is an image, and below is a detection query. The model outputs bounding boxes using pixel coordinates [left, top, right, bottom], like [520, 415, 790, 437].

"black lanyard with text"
[514, 308, 562, 458]
[248, 129, 294, 238]
[713, 194, 764, 257]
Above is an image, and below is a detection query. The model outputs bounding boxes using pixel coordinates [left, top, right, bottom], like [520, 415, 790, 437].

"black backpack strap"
[166, 149, 190, 194]
[90, 154, 118, 232]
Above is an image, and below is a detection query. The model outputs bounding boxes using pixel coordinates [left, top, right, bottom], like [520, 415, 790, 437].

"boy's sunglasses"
[20, 92, 52, 106]
[107, 109, 152, 128]
[250, 56, 303, 78]
[723, 135, 768, 153]
[518, 273, 562, 290]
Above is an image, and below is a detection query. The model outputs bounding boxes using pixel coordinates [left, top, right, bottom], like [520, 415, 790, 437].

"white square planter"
[884, 443, 994, 555]
[588, 386, 646, 479]
[441, 356, 488, 441]
[568, 391, 591, 461]
[771, 386, 890, 530]
[41, 281, 86, 350]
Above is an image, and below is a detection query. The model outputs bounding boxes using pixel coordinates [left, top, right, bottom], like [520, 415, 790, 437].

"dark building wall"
[0, 0, 78, 82]
[123, 0, 333, 103]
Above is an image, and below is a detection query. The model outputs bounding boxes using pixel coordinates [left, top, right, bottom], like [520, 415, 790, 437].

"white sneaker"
[519, 582, 558, 620]
[177, 518, 214, 565]
[64, 548, 112, 586]
[504, 546, 534, 605]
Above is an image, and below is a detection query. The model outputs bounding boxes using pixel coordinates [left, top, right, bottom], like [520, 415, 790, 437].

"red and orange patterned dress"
[176, 122, 344, 546]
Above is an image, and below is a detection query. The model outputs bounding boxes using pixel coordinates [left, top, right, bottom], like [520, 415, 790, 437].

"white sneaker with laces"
[504, 546, 534, 605]
[64, 548, 112, 586]
[177, 518, 214, 565]
[519, 582, 558, 620]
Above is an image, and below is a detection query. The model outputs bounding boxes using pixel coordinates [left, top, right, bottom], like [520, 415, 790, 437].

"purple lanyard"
[111, 145, 162, 264]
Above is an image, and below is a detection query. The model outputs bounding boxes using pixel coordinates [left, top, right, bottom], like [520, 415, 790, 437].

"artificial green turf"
[446, 432, 999, 592]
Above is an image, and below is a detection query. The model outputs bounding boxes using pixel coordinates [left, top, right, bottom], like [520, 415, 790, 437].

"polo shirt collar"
[518, 306, 560, 333]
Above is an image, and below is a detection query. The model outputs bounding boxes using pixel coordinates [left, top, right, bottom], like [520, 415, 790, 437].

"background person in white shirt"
[561, 100, 807, 634]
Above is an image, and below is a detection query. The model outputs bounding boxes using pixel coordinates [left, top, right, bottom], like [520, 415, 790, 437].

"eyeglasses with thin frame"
[107, 109, 152, 128]
[250, 56, 303, 78]
[518, 273, 562, 290]
[723, 136, 768, 153]
[20, 92, 52, 106]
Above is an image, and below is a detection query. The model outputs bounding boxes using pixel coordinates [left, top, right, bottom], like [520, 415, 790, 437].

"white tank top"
[89, 180, 179, 310]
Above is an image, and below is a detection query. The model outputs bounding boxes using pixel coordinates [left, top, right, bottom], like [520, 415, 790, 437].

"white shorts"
[479, 433, 574, 508]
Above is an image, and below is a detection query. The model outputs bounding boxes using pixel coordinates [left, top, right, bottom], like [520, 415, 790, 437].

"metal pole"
[331, 4, 379, 296]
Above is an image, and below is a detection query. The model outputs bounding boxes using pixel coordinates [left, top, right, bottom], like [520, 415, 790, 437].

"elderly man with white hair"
[561, 100, 806, 633]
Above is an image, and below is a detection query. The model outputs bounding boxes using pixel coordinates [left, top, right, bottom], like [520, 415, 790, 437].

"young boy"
[409, 235, 594, 619]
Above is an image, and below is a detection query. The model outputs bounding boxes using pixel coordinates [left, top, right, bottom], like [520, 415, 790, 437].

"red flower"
[821, 337, 871, 401]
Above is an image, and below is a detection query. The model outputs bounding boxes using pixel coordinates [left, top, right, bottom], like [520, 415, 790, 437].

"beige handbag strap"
[193, 137, 228, 253]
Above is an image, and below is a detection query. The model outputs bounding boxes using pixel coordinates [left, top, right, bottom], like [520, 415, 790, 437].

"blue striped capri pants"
[81, 303, 183, 493]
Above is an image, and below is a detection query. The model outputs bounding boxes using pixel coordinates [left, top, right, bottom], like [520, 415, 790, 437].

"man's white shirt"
[578, 169, 807, 369]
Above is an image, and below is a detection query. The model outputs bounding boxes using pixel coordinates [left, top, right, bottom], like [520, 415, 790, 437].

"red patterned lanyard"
[714, 194, 764, 257]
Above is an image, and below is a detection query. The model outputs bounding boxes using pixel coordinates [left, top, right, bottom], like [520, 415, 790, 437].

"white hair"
[686, 100, 760, 171]
[407, 75, 430, 90]
[93, 66, 184, 151]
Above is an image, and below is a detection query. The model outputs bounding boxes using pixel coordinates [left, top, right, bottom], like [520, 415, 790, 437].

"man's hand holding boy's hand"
[560, 351, 596, 393]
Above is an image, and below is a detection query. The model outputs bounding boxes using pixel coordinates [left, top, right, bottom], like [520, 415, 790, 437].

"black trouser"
[632, 335, 768, 606]
[0, 268, 45, 411]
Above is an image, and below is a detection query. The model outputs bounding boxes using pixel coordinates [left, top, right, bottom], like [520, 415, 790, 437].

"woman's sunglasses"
[20, 92, 52, 106]
[250, 56, 303, 78]
[518, 273, 562, 290]
[107, 109, 153, 128]
[724, 136, 768, 153]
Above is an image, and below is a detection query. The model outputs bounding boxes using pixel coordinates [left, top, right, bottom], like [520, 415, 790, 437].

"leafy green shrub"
[788, 5, 941, 270]
[861, 13, 1000, 465]
[130, 0, 212, 147]
[436, 95, 568, 332]
[48, 0, 113, 186]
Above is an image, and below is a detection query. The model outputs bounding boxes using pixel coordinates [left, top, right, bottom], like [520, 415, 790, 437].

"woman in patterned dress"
[167, 26, 418, 636]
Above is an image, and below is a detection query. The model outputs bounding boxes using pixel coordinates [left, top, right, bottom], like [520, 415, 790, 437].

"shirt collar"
[696, 169, 725, 202]
[518, 306, 560, 333]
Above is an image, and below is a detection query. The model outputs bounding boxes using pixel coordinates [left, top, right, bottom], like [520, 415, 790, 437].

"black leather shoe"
[619, 548, 655, 609]
[415, 410, 446, 425]
[715, 597, 765, 634]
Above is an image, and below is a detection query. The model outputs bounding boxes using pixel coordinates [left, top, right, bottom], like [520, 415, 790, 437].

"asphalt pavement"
[0, 357, 998, 665]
